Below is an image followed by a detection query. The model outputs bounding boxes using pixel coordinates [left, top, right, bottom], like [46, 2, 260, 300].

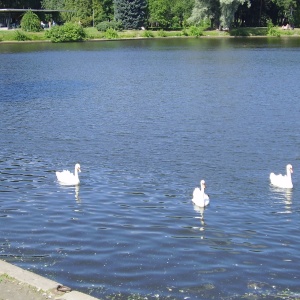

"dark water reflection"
[1, 38, 300, 299]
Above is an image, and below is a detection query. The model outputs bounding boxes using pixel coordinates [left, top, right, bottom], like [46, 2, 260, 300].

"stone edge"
[0, 259, 99, 300]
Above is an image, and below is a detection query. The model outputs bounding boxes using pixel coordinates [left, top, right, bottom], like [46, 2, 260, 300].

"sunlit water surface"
[1, 37, 300, 299]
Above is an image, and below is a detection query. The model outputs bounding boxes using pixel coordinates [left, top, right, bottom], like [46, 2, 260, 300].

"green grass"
[229, 26, 300, 37]
[0, 273, 14, 283]
[1, 26, 300, 43]
[0, 29, 48, 41]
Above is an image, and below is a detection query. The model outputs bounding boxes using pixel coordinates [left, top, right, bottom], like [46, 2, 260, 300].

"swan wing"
[193, 187, 201, 199]
[56, 170, 79, 185]
[204, 193, 210, 206]
[270, 173, 292, 188]
[192, 187, 205, 207]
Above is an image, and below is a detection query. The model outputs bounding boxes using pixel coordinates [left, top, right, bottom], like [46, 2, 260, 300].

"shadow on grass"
[230, 27, 268, 36]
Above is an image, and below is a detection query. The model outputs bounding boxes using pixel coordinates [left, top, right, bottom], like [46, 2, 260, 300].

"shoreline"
[0, 259, 99, 300]
[0, 34, 299, 45]
[1, 27, 300, 44]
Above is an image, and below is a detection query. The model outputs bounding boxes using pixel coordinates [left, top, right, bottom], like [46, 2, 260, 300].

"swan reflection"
[270, 186, 293, 213]
[193, 204, 206, 238]
[59, 185, 81, 203]
[75, 185, 81, 202]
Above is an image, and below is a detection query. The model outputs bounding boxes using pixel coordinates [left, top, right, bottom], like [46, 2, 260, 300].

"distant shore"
[0, 27, 300, 43]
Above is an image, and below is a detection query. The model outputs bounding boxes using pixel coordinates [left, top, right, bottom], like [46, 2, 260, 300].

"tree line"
[1, 0, 299, 29]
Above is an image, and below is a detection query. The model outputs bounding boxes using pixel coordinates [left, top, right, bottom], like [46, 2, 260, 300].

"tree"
[91, 0, 114, 24]
[188, 0, 219, 25]
[188, 0, 220, 27]
[220, 0, 248, 28]
[272, 0, 297, 24]
[101, 0, 115, 21]
[148, 0, 193, 28]
[189, 0, 250, 28]
[41, 0, 114, 25]
[21, 10, 42, 32]
[171, 0, 194, 27]
[41, 0, 64, 9]
[1, 0, 41, 8]
[148, 0, 171, 27]
[114, 0, 148, 29]
[59, 0, 93, 26]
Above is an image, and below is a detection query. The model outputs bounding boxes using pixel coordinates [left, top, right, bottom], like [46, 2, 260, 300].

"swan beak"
[290, 168, 293, 173]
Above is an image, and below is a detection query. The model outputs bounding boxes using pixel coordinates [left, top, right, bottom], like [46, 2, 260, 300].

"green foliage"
[200, 18, 212, 29]
[157, 29, 167, 36]
[220, 0, 247, 29]
[41, 0, 64, 9]
[14, 30, 31, 41]
[188, 0, 220, 28]
[267, 19, 281, 36]
[45, 22, 87, 42]
[188, 25, 203, 36]
[148, 0, 193, 29]
[148, 0, 171, 28]
[170, 16, 181, 28]
[104, 28, 119, 39]
[115, 0, 148, 29]
[182, 28, 189, 35]
[21, 10, 42, 32]
[96, 21, 123, 32]
[6, 0, 300, 32]
[181, 26, 204, 36]
[272, 0, 296, 19]
[141, 30, 154, 37]
[66, 0, 93, 26]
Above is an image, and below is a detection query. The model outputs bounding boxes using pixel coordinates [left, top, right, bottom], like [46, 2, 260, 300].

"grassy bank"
[1, 26, 300, 42]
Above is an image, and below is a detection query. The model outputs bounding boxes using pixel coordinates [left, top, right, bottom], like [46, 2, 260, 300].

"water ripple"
[1, 38, 300, 299]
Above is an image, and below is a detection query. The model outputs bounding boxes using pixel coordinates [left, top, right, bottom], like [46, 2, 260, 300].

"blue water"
[1, 37, 300, 299]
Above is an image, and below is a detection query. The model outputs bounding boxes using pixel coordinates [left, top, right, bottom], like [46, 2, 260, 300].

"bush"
[267, 20, 280, 37]
[141, 30, 154, 38]
[45, 22, 86, 42]
[96, 21, 123, 32]
[104, 28, 119, 39]
[182, 28, 189, 36]
[157, 29, 167, 37]
[189, 26, 203, 37]
[14, 30, 30, 41]
[21, 10, 42, 32]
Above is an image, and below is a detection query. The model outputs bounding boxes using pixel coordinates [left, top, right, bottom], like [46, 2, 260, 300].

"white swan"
[192, 180, 210, 207]
[56, 163, 81, 186]
[270, 164, 293, 189]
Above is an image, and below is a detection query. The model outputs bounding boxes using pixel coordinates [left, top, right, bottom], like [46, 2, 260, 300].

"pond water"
[1, 37, 300, 299]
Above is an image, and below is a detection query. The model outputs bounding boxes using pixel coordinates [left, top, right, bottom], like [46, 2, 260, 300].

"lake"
[1, 37, 300, 299]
